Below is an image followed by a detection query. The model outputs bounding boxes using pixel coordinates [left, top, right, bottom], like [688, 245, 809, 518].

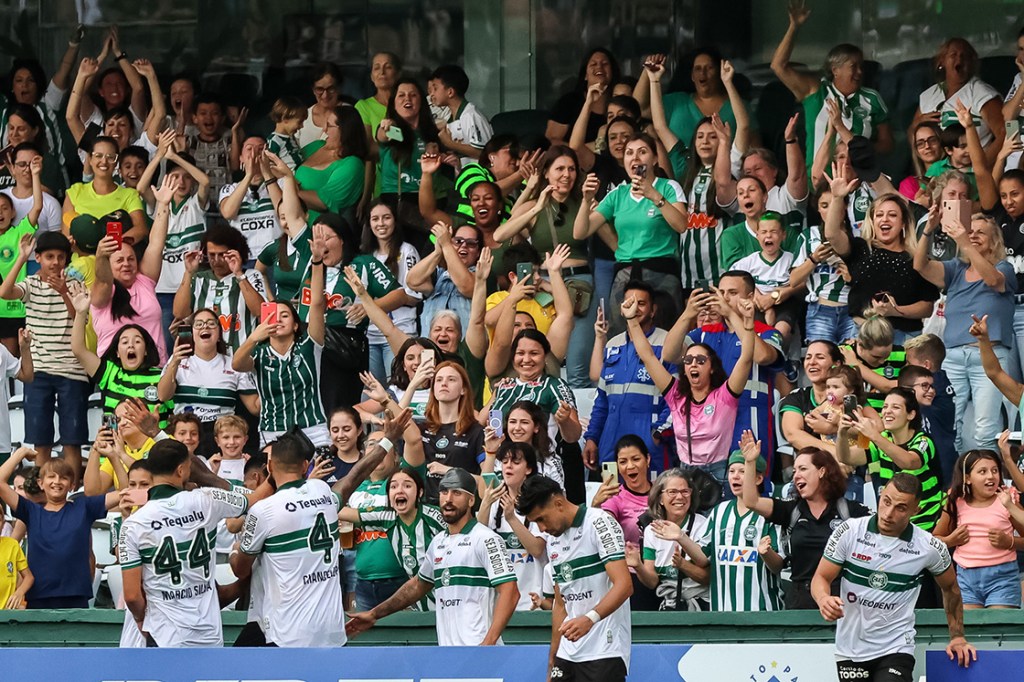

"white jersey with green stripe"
[544, 506, 631, 668]
[239, 478, 345, 647]
[699, 499, 785, 612]
[641, 514, 709, 609]
[157, 194, 208, 294]
[823, 515, 950, 662]
[359, 504, 445, 611]
[118, 485, 248, 647]
[218, 181, 282, 257]
[417, 518, 517, 646]
[164, 353, 256, 422]
[486, 504, 548, 611]
[803, 79, 889, 165]
[793, 226, 849, 304]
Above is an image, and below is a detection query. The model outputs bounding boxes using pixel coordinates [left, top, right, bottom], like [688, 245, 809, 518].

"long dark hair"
[795, 447, 848, 502]
[886, 387, 923, 433]
[5, 103, 47, 151]
[681, 117, 720, 201]
[525, 145, 583, 202]
[573, 47, 621, 92]
[190, 308, 228, 355]
[101, 324, 160, 369]
[382, 78, 439, 165]
[673, 343, 727, 412]
[360, 200, 402, 274]
[943, 449, 1005, 529]
[505, 400, 553, 465]
[336, 105, 369, 160]
[390, 337, 443, 391]
[386, 466, 426, 507]
[328, 405, 365, 455]
[6, 59, 48, 105]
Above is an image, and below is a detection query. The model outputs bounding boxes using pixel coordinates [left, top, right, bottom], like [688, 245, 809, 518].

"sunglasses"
[453, 237, 480, 248]
[683, 355, 709, 366]
[552, 202, 568, 227]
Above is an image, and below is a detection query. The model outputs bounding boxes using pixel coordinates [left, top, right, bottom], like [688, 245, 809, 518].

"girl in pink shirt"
[934, 450, 1024, 608]
[623, 290, 756, 485]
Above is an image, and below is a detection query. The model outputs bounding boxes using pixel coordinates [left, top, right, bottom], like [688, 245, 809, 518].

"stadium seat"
[490, 108, 549, 141]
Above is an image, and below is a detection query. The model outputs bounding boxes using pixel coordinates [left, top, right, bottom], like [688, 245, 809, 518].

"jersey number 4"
[154, 533, 212, 585]
[308, 512, 334, 564]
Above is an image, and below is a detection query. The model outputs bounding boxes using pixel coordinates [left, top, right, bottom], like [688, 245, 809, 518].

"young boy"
[904, 333, 957, 485]
[185, 93, 238, 203]
[0, 523, 32, 608]
[0, 232, 89, 480]
[209, 415, 249, 487]
[167, 413, 202, 460]
[731, 213, 803, 341]
[428, 64, 493, 167]
[0, 154, 42, 355]
[118, 145, 149, 190]
[925, 124, 977, 198]
[266, 97, 307, 170]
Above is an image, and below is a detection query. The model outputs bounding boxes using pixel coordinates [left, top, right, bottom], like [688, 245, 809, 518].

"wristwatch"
[770, 290, 782, 302]
[655, 197, 667, 208]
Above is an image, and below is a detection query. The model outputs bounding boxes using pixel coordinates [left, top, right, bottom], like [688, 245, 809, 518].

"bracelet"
[377, 437, 394, 452]
[744, 326, 755, 331]
[115, 52, 127, 61]
[311, 259, 324, 266]
[235, 273, 247, 282]
[809, 255, 819, 264]
[584, 609, 601, 624]
[785, 138, 798, 144]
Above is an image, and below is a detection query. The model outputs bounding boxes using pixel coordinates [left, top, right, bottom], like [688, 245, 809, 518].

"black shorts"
[552, 656, 627, 682]
[837, 653, 915, 681]
[232, 620, 268, 647]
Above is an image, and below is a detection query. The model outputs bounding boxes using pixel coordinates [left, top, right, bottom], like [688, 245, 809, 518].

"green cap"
[728, 450, 766, 473]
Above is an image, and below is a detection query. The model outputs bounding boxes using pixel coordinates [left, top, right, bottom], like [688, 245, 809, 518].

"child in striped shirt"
[266, 97, 307, 170]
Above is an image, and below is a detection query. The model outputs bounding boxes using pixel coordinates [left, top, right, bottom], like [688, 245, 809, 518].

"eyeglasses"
[682, 355, 709, 366]
[193, 320, 219, 330]
[313, 86, 337, 96]
[915, 136, 940, 148]
[12, 161, 30, 169]
[911, 382, 935, 392]
[453, 237, 480, 248]
[663, 489, 692, 498]
[91, 152, 117, 161]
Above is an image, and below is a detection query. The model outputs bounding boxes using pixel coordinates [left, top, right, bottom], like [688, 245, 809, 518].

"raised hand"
[788, 0, 811, 27]
[153, 173, 181, 205]
[721, 60, 735, 86]
[475, 246, 494, 282]
[824, 162, 860, 199]
[420, 152, 442, 175]
[620, 295, 639, 321]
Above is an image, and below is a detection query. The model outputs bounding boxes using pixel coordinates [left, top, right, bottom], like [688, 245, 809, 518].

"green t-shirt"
[0, 217, 38, 318]
[380, 134, 428, 196]
[297, 254, 399, 330]
[595, 177, 683, 262]
[294, 142, 365, 223]
[662, 93, 752, 152]
[257, 225, 312, 303]
[925, 158, 978, 199]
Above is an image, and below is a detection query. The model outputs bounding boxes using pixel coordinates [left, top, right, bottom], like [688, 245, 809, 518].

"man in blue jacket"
[583, 281, 676, 473]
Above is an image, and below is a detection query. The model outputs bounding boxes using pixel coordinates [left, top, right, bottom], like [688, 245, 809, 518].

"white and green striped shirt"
[681, 165, 727, 287]
[266, 132, 304, 171]
[218, 182, 282, 259]
[803, 79, 889, 167]
[793, 226, 849, 304]
[360, 504, 445, 610]
[252, 334, 326, 432]
[190, 269, 267, 350]
[164, 353, 256, 422]
[699, 499, 784, 612]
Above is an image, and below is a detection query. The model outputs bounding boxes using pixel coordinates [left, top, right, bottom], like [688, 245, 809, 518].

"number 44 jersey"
[119, 485, 249, 647]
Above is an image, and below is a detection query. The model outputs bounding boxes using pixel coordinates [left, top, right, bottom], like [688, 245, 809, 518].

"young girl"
[362, 201, 421, 385]
[933, 450, 1024, 609]
[315, 406, 365, 487]
[356, 339, 439, 424]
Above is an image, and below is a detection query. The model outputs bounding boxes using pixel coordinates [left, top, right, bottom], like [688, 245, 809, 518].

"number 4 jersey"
[119, 485, 249, 647]
[240, 478, 345, 647]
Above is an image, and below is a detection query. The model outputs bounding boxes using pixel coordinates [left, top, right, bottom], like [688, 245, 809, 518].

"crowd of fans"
[1, 5, 1024, 657]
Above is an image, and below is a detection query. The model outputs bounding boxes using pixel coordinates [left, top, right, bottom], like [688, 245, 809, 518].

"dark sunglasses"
[683, 355, 709, 366]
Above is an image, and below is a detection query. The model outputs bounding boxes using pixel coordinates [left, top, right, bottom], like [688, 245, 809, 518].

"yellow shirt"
[68, 253, 98, 351]
[99, 438, 155, 490]
[485, 291, 556, 336]
[0, 537, 28, 606]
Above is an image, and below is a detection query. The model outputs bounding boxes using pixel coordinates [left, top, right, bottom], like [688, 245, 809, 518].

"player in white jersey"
[119, 439, 272, 647]
[347, 467, 519, 645]
[518, 476, 633, 682]
[813, 473, 977, 681]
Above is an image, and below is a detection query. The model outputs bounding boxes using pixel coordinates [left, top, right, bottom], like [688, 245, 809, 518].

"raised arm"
[573, 174, 606, 240]
[344, 266, 411, 357]
[646, 58, 680, 155]
[107, 27, 148, 122]
[306, 228, 328, 346]
[333, 410, 413, 504]
[69, 284, 102, 377]
[464, 247, 492, 359]
[725, 297, 756, 396]
[739, 431, 775, 517]
[953, 98, 997, 210]
[66, 58, 99, 144]
[483, 276, 535, 377]
[168, 147, 211, 209]
[569, 84, 603, 172]
[623, 296, 673, 392]
[493, 189, 549, 244]
[770, 2, 818, 102]
[219, 149, 255, 220]
[406, 245, 442, 296]
[0, 235, 32, 302]
[822, 165, 859, 256]
[721, 61, 750, 153]
[139, 175, 178, 282]
[27, 157, 43, 227]
[137, 130, 174, 206]
[133, 60, 165, 143]
[0, 447, 35, 513]
[542, 245, 575, 362]
[783, 113, 808, 201]
[417, 154, 453, 226]
[51, 26, 83, 91]
[913, 206, 948, 288]
[971, 315, 1024, 405]
[712, 114, 738, 206]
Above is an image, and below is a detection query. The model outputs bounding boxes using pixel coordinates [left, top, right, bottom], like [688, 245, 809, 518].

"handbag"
[322, 325, 369, 370]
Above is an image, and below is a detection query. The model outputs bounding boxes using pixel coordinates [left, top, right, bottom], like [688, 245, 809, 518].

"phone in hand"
[105, 221, 123, 248]
[102, 414, 118, 432]
[941, 198, 971, 232]
[482, 472, 502, 489]
[488, 409, 504, 439]
[260, 302, 278, 326]
[1007, 120, 1020, 138]
[602, 461, 618, 482]
[516, 262, 534, 286]
[420, 348, 435, 367]
[176, 326, 194, 356]
[695, 279, 710, 293]
[385, 125, 404, 142]
[843, 394, 859, 419]
[634, 164, 648, 179]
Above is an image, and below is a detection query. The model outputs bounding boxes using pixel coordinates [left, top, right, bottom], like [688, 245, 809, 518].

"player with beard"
[346, 468, 519, 645]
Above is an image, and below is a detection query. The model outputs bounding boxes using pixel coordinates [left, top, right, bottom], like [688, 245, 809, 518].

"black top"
[768, 497, 870, 583]
[421, 421, 485, 505]
[844, 238, 940, 333]
[988, 204, 1024, 293]
[549, 91, 604, 142]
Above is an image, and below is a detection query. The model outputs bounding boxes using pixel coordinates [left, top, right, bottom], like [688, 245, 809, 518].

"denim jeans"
[805, 302, 858, 344]
[593, 257, 615, 311]
[564, 272, 596, 388]
[368, 342, 395, 386]
[891, 328, 921, 346]
[157, 292, 177, 356]
[355, 576, 407, 612]
[23, 371, 90, 446]
[944, 344, 1011, 451]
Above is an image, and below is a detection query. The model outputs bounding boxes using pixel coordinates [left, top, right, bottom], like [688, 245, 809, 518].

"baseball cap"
[728, 450, 766, 473]
[438, 468, 478, 497]
[69, 215, 103, 253]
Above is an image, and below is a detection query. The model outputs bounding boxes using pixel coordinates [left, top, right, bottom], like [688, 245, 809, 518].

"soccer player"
[812, 473, 977, 680]
[346, 468, 519, 645]
[517, 475, 633, 682]
[119, 439, 271, 647]
[230, 411, 413, 647]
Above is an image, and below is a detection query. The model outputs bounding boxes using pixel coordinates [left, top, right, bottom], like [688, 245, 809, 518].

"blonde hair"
[959, 213, 1005, 264]
[858, 314, 894, 349]
[214, 414, 249, 436]
[904, 333, 946, 366]
[860, 193, 917, 254]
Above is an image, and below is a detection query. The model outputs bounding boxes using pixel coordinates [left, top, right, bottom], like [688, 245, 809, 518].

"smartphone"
[488, 409, 504, 439]
[534, 291, 554, 307]
[176, 326, 194, 356]
[634, 163, 647, 178]
[1007, 119, 1020, 138]
[102, 414, 118, 431]
[420, 348, 435, 366]
[941, 198, 971, 231]
[78, 122, 102, 153]
[599, 297, 605, 314]
[482, 472, 501, 489]
[695, 279, 710, 293]
[385, 125, 404, 142]
[105, 221, 123, 248]
[843, 394, 858, 419]
[602, 461, 618, 481]
[125, 488, 149, 507]
[516, 262, 534, 286]
[260, 302, 278, 326]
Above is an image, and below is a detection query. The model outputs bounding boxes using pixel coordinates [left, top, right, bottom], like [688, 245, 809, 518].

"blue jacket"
[584, 327, 676, 472]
